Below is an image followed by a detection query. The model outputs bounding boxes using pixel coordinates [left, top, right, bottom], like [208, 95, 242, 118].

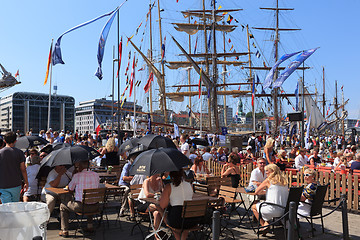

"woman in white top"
[252, 164, 289, 235]
[23, 152, 41, 202]
[137, 173, 163, 213]
[154, 169, 194, 240]
[190, 155, 211, 176]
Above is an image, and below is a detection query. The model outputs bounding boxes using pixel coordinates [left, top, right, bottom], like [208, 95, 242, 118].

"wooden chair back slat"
[83, 188, 106, 205]
[182, 199, 208, 218]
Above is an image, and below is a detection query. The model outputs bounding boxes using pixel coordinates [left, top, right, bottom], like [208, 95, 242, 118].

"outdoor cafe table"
[140, 193, 218, 239]
[236, 187, 266, 228]
[46, 183, 120, 196]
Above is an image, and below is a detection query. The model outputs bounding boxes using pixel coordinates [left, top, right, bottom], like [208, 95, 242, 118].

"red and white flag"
[129, 56, 136, 97]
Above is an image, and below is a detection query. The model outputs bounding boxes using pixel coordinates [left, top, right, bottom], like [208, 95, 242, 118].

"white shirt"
[249, 168, 267, 187]
[24, 164, 41, 196]
[180, 142, 190, 157]
[202, 152, 213, 161]
[295, 154, 309, 169]
[42, 168, 72, 196]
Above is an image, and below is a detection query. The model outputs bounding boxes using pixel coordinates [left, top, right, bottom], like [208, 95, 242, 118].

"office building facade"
[0, 92, 75, 133]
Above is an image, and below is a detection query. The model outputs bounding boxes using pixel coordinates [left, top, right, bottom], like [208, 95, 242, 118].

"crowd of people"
[1, 127, 359, 239]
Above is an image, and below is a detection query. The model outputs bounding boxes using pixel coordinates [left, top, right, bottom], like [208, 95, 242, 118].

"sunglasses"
[258, 162, 266, 165]
[40, 155, 46, 158]
[304, 173, 312, 177]
[30, 152, 37, 155]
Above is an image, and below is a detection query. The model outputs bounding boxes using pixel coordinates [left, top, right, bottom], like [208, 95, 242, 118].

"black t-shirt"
[0, 147, 25, 188]
[351, 161, 360, 171]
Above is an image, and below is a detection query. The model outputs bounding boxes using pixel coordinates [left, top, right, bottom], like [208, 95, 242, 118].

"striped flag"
[116, 36, 122, 78]
[251, 81, 255, 107]
[198, 68, 202, 99]
[44, 42, 53, 85]
[129, 56, 136, 97]
[355, 120, 359, 128]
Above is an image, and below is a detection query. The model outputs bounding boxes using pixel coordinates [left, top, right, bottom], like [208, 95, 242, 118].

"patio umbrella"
[40, 142, 71, 154]
[129, 147, 192, 176]
[36, 145, 100, 180]
[15, 136, 49, 150]
[137, 134, 177, 149]
[40, 145, 100, 168]
[118, 137, 140, 155]
[189, 138, 209, 146]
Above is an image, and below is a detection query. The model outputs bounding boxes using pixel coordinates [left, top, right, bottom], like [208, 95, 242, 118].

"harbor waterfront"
[0, 0, 360, 239]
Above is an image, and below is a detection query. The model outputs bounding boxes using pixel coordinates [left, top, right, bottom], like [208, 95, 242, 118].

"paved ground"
[45, 201, 360, 240]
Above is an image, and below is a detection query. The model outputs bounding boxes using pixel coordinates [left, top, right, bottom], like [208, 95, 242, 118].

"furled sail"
[181, 12, 224, 22]
[304, 88, 326, 130]
[166, 60, 247, 69]
[173, 23, 236, 35]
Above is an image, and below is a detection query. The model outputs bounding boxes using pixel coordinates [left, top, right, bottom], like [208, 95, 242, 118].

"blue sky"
[0, 0, 359, 120]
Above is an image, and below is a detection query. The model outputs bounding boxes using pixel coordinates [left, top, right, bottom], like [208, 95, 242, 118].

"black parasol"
[137, 134, 177, 149]
[15, 136, 49, 150]
[129, 147, 192, 176]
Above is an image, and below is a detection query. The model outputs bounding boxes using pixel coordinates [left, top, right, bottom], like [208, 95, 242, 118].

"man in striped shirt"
[59, 161, 100, 237]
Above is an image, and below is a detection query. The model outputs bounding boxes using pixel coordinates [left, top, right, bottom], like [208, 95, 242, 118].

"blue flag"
[295, 81, 299, 111]
[52, 6, 120, 66]
[273, 48, 319, 88]
[266, 120, 269, 135]
[95, 9, 118, 80]
[262, 51, 300, 89]
[305, 113, 312, 149]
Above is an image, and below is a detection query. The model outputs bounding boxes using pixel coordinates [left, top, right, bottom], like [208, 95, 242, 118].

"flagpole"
[200, 91, 202, 135]
[117, 8, 121, 143]
[112, 45, 115, 132]
[134, 79, 136, 137]
[47, 39, 54, 131]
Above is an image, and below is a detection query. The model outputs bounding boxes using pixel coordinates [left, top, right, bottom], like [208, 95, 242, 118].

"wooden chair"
[129, 184, 150, 238]
[74, 188, 106, 238]
[103, 187, 124, 227]
[193, 183, 210, 195]
[301, 184, 329, 237]
[167, 199, 208, 240]
[218, 185, 244, 218]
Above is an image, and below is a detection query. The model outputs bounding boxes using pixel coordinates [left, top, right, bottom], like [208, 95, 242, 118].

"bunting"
[161, 36, 166, 63]
[116, 36, 123, 78]
[252, 42, 256, 48]
[194, 36, 198, 54]
[15, 70, 19, 78]
[255, 51, 261, 58]
[144, 72, 154, 93]
[295, 81, 299, 111]
[229, 45, 234, 52]
[355, 120, 359, 128]
[226, 15, 233, 24]
[228, 38, 231, 43]
[129, 56, 136, 97]
[44, 42, 53, 85]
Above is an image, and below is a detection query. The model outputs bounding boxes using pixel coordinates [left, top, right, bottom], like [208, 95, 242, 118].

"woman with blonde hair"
[252, 164, 289, 235]
[101, 137, 119, 166]
[263, 138, 275, 164]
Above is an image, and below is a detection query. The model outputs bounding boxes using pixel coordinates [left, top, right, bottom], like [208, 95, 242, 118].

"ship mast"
[211, 0, 219, 132]
[157, 0, 168, 123]
[253, 0, 300, 134]
[188, 16, 192, 127]
[222, 21, 227, 127]
[149, 1, 153, 122]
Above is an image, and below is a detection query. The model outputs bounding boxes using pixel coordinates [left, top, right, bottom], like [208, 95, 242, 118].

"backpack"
[249, 137, 256, 149]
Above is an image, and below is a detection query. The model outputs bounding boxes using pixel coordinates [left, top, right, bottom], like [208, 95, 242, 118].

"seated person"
[23, 150, 41, 202]
[252, 164, 289, 236]
[334, 156, 349, 170]
[221, 153, 240, 188]
[297, 168, 318, 217]
[41, 165, 73, 215]
[59, 161, 99, 237]
[118, 154, 135, 217]
[276, 150, 287, 171]
[244, 146, 255, 161]
[294, 148, 309, 170]
[333, 151, 343, 167]
[154, 169, 195, 240]
[190, 155, 211, 177]
[248, 158, 267, 189]
[351, 153, 360, 171]
[288, 146, 298, 160]
[309, 147, 322, 166]
[127, 174, 163, 222]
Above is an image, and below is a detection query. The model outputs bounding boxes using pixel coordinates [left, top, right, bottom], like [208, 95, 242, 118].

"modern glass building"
[0, 92, 75, 133]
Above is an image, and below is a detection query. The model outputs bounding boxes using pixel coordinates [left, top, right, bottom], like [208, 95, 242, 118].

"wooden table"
[140, 192, 218, 206]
